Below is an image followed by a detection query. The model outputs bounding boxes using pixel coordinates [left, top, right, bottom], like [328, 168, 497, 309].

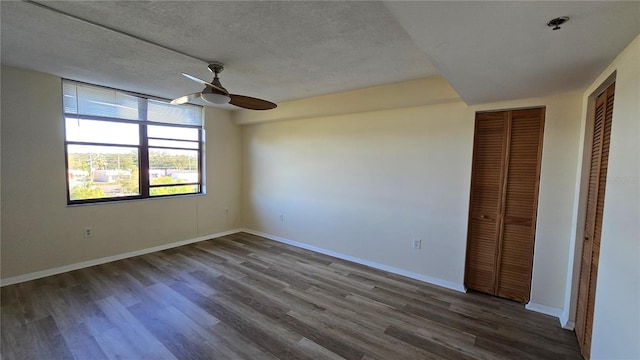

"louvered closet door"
[496, 109, 545, 302]
[465, 108, 544, 302]
[575, 83, 615, 360]
[464, 112, 508, 295]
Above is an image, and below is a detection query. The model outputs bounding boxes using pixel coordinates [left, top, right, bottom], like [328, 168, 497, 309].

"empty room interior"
[1, 1, 639, 359]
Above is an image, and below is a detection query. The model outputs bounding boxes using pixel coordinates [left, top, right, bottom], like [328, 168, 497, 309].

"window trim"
[63, 80, 204, 205]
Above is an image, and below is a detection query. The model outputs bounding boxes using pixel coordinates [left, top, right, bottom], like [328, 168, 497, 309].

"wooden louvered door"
[575, 83, 615, 360]
[465, 108, 544, 303]
[465, 112, 509, 295]
[496, 109, 545, 302]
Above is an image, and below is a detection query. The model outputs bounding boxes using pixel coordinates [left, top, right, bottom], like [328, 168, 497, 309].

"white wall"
[241, 77, 584, 310]
[585, 35, 640, 360]
[243, 100, 473, 287]
[0, 65, 243, 280]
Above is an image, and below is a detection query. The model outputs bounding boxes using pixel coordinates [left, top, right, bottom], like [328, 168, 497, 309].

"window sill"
[66, 192, 206, 207]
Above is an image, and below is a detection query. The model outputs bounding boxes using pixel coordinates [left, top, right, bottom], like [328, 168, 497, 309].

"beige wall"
[241, 77, 584, 311]
[234, 76, 461, 125]
[583, 35, 639, 360]
[1, 65, 243, 280]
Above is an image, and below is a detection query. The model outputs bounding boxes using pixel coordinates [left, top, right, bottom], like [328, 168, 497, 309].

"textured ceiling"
[1, 1, 639, 108]
[385, 1, 640, 104]
[0, 1, 436, 106]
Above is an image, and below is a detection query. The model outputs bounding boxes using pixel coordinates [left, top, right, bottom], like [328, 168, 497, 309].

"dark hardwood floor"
[1, 232, 581, 360]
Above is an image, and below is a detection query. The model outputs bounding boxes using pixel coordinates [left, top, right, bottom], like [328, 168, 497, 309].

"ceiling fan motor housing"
[173, 61, 277, 110]
[206, 62, 228, 94]
[208, 62, 225, 74]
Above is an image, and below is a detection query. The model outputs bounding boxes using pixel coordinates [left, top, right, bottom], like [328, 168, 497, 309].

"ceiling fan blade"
[182, 73, 228, 94]
[229, 94, 277, 110]
[170, 92, 201, 105]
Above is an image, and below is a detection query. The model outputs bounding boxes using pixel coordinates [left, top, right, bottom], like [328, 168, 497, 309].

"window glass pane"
[148, 139, 199, 149]
[148, 99, 202, 126]
[149, 149, 199, 173]
[149, 149, 199, 187]
[150, 184, 199, 197]
[67, 145, 140, 200]
[66, 118, 139, 145]
[147, 125, 199, 141]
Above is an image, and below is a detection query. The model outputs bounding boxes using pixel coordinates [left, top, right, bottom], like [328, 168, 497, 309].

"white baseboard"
[0, 228, 243, 287]
[526, 302, 564, 323]
[563, 320, 575, 331]
[241, 228, 466, 293]
[560, 310, 576, 330]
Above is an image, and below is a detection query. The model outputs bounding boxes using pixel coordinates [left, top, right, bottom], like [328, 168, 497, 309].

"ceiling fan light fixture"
[201, 92, 231, 105]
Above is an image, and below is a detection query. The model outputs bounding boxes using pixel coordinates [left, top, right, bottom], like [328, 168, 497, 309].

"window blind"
[63, 80, 202, 126]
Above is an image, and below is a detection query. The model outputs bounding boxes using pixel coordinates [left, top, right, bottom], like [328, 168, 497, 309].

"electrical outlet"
[279, 213, 284, 222]
[412, 239, 421, 250]
[84, 227, 93, 238]
[224, 208, 230, 215]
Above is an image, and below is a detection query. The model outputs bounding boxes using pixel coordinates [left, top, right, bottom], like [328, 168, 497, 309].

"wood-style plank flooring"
[1, 232, 581, 359]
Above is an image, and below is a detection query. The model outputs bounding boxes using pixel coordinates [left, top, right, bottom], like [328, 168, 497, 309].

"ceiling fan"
[171, 62, 277, 110]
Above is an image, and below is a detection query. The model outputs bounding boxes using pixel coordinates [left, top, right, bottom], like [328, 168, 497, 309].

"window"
[63, 80, 204, 204]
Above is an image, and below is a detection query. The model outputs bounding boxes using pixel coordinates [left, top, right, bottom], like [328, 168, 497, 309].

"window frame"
[63, 80, 205, 205]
